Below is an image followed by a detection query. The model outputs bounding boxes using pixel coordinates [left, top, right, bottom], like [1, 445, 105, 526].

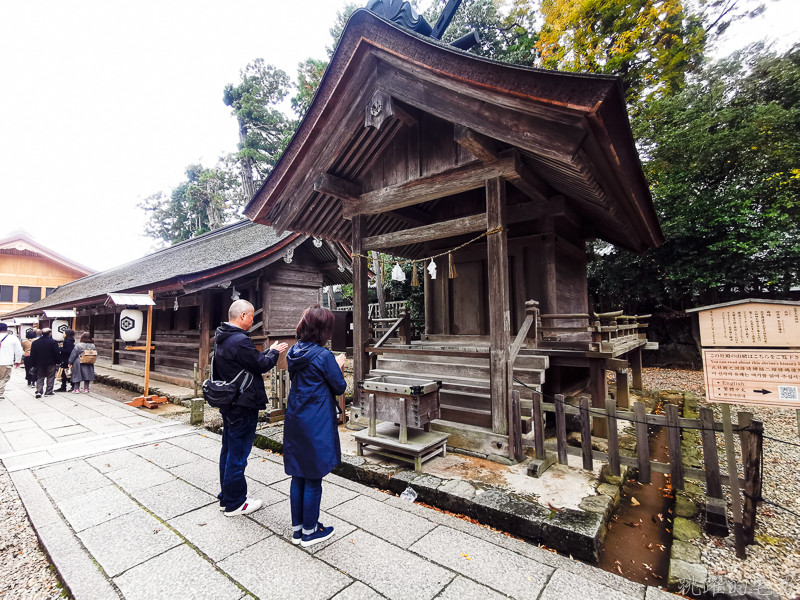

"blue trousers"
[218, 406, 259, 511]
[290, 476, 322, 532]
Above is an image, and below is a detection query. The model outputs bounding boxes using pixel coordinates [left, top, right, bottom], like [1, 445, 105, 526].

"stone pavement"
[1, 371, 679, 599]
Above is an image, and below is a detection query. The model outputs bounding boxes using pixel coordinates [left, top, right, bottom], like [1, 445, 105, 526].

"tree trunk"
[371, 251, 386, 318]
[238, 119, 256, 200]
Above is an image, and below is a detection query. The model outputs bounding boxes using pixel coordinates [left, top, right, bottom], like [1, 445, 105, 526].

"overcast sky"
[0, 0, 797, 274]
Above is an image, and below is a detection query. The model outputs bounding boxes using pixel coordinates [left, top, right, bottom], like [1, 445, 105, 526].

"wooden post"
[721, 403, 746, 558]
[533, 391, 545, 460]
[615, 369, 630, 409]
[606, 398, 620, 477]
[511, 390, 523, 461]
[368, 393, 377, 438]
[580, 396, 593, 470]
[399, 397, 408, 444]
[486, 177, 510, 436]
[554, 393, 567, 465]
[88, 312, 95, 340]
[424, 255, 434, 336]
[143, 291, 154, 397]
[630, 347, 643, 389]
[738, 412, 762, 546]
[371, 251, 386, 319]
[590, 360, 608, 438]
[700, 407, 723, 498]
[111, 310, 119, 365]
[352, 215, 369, 406]
[199, 290, 211, 380]
[438, 256, 450, 335]
[665, 403, 684, 490]
[634, 401, 651, 484]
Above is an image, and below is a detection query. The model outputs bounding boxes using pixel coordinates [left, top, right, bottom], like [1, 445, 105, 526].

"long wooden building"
[4, 221, 352, 387]
[244, 9, 663, 459]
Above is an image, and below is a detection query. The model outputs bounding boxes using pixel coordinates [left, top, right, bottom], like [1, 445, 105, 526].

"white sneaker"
[224, 498, 262, 517]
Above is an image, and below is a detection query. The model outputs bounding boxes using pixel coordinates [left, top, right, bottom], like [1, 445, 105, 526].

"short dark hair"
[296, 305, 335, 346]
[26, 329, 36, 339]
[65, 329, 75, 339]
[79, 332, 93, 343]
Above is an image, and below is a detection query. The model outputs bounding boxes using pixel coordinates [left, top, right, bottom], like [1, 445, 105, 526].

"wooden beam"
[507, 159, 550, 204]
[317, 261, 339, 272]
[343, 157, 516, 219]
[363, 213, 485, 251]
[487, 177, 510, 436]
[314, 173, 361, 203]
[454, 124, 500, 163]
[352, 215, 369, 407]
[199, 289, 211, 379]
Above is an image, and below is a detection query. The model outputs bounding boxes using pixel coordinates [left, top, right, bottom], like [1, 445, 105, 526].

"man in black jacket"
[30, 328, 61, 398]
[215, 299, 288, 516]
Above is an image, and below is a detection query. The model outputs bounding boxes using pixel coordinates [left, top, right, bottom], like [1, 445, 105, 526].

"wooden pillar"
[352, 215, 369, 405]
[487, 177, 510, 435]
[424, 257, 434, 336]
[111, 310, 119, 365]
[199, 290, 211, 379]
[630, 347, 643, 389]
[438, 256, 450, 335]
[261, 281, 271, 337]
[142, 291, 154, 397]
[88, 313, 95, 339]
[590, 359, 607, 437]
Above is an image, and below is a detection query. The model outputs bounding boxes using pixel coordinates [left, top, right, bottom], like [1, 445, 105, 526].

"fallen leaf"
[631, 497, 640, 506]
[616, 565, 623, 575]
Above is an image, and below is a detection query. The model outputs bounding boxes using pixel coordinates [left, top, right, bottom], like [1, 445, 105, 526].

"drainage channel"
[597, 417, 675, 586]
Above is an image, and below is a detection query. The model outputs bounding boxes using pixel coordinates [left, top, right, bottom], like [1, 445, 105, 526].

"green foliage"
[589, 45, 800, 309]
[223, 59, 296, 184]
[327, 3, 360, 58]
[292, 58, 328, 118]
[138, 162, 244, 246]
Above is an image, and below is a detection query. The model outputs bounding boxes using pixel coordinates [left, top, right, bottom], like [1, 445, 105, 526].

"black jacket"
[212, 322, 280, 411]
[60, 338, 75, 368]
[30, 336, 61, 369]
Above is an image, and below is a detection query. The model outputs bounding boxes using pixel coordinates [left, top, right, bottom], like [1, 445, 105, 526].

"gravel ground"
[0, 468, 65, 599]
[641, 368, 800, 599]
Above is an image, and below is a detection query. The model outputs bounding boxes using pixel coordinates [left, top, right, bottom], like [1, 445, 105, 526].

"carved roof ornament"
[364, 0, 472, 46]
[365, 0, 432, 36]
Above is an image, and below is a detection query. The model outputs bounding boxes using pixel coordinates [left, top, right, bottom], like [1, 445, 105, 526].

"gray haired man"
[213, 300, 288, 516]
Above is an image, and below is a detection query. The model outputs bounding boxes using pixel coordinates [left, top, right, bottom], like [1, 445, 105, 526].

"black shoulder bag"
[202, 356, 253, 410]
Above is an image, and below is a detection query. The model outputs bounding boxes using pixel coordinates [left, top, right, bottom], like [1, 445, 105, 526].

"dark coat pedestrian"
[30, 333, 61, 370]
[60, 333, 75, 368]
[284, 340, 347, 479]
[214, 300, 288, 517]
[283, 305, 346, 548]
[30, 329, 60, 396]
[213, 322, 280, 411]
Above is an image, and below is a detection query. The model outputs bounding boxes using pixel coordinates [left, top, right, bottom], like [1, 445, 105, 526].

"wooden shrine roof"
[245, 9, 664, 256]
[4, 221, 352, 318]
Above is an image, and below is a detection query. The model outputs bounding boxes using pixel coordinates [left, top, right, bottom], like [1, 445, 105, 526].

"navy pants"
[218, 406, 259, 511]
[290, 476, 323, 533]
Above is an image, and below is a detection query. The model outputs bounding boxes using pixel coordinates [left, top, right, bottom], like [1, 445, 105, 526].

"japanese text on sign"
[703, 349, 800, 407]
[698, 303, 800, 347]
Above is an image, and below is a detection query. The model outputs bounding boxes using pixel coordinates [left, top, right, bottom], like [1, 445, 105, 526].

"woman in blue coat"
[284, 305, 347, 548]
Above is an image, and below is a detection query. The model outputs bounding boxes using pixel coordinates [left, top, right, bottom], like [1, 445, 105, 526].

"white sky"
[0, 0, 797, 273]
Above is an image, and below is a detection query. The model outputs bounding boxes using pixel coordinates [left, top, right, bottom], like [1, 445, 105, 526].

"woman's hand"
[335, 353, 346, 370]
[270, 341, 289, 353]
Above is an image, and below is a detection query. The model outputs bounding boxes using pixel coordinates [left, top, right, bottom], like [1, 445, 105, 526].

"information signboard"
[702, 349, 800, 408]
[697, 302, 800, 348]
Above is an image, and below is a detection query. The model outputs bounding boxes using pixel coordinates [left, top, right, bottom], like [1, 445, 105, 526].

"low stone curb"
[253, 426, 615, 564]
[93, 371, 195, 405]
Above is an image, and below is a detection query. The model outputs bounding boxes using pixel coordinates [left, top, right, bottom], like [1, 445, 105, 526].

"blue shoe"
[300, 523, 335, 548]
[292, 530, 302, 545]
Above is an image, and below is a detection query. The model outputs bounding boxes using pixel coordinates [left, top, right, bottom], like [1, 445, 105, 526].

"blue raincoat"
[284, 341, 347, 479]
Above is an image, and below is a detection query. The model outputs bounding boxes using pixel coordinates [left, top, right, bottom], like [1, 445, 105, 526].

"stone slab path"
[1, 371, 678, 600]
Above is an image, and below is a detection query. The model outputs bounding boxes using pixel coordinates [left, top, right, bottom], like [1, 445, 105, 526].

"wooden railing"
[508, 300, 540, 461]
[537, 310, 651, 353]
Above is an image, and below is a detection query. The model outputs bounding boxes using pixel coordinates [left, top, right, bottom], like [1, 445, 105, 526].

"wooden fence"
[521, 391, 764, 542]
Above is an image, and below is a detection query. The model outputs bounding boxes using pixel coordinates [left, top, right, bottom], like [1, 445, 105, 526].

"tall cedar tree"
[223, 59, 295, 199]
